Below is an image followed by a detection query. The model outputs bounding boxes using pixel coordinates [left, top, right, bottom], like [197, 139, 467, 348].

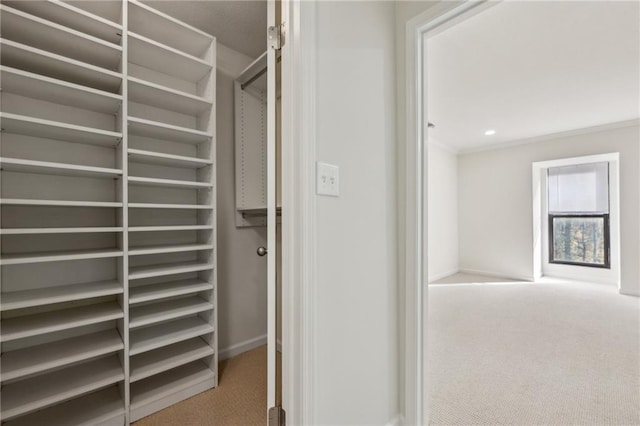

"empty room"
[424, 1, 640, 424]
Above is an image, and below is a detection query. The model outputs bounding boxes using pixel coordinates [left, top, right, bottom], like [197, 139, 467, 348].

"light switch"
[316, 162, 340, 197]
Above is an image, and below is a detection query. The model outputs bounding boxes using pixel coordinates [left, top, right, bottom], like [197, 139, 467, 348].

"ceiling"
[142, 1, 266, 59]
[427, 1, 640, 152]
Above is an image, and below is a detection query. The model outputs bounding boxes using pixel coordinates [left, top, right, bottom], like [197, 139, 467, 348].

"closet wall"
[0, 1, 217, 423]
[216, 49, 269, 359]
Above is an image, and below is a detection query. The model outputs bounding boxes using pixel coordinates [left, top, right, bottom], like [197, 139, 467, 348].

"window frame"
[548, 213, 611, 269]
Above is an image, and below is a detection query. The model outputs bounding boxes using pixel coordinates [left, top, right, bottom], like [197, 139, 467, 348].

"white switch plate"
[316, 162, 340, 196]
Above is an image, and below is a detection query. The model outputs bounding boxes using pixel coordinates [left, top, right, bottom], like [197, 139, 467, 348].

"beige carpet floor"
[134, 345, 279, 426]
[428, 273, 640, 425]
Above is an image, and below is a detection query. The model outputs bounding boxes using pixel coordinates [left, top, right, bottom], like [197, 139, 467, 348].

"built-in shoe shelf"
[0, 1, 216, 424]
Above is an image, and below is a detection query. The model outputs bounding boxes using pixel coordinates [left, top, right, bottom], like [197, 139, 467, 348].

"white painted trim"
[403, 3, 494, 424]
[459, 268, 534, 282]
[459, 119, 640, 155]
[386, 413, 404, 426]
[218, 334, 267, 361]
[428, 268, 460, 283]
[282, 0, 317, 423]
[217, 42, 253, 78]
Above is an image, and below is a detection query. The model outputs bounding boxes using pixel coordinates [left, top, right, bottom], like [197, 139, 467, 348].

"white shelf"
[131, 361, 214, 410]
[129, 202, 213, 210]
[0, 301, 123, 342]
[237, 51, 267, 87]
[1, 66, 122, 113]
[130, 338, 214, 382]
[0, 4, 122, 70]
[1, 329, 124, 382]
[1, 280, 122, 311]
[0, 157, 123, 179]
[0, 355, 124, 421]
[130, 296, 213, 329]
[0, 199, 123, 208]
[4, 387, 125, 426]
[129, 243, 213, 257]
[0, 248, 124, 266]
[130, 316, 214, 356]
[128, 0, 213, 59]
[128, 116, 213, 145]
[130, 279, 213, 304]
[129, 225, 212, 232]
[128, 32, 212, 83]
[129, 261, 214, 280]
[1, 227, 123, 235]
[0, 113, 122, 147]
[128, 77, 212, 115]
[128, 148, 212, 169]
[5, 0, 123, 45]
[129, 176, 212, 189]
[0, 38, 122, 93]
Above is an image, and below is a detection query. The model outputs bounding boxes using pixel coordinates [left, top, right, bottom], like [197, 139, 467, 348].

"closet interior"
[0, 1, 236, 423]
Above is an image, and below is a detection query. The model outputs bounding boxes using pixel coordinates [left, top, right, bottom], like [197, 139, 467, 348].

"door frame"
[281, 1, 499, 423]
[402, 2, 495, 423]
[280, 0, 317, 424]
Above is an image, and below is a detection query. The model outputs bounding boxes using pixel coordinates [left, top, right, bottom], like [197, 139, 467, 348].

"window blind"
[547, 162, 609, 214]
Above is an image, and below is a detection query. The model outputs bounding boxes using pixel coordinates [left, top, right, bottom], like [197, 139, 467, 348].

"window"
[547, 162, 610, 268]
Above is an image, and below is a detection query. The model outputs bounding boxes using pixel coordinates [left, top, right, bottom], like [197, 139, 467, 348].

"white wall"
[427, 143, 459, 281]
[314, 1, 398, 424]
[458, 124, 640, 295]
[216, 47, 270, 358]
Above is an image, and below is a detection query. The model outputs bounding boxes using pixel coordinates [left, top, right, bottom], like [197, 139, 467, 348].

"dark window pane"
[552, 217, 606, 266]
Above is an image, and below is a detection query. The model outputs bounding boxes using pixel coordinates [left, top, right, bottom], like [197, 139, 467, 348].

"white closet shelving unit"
[0, 1, 217, 424]
[234, 52, 281, 227]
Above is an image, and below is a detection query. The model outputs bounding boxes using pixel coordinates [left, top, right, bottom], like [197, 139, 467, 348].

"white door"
[266, 0, 281, 422]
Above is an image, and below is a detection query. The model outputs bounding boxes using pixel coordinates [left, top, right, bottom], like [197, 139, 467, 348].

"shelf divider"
[1, 66, 123, 113]
[3, 0, 123, 44]
[129, 243, 213, 257]
[130, 296, 213, 328]
[0, 157, 123, 179]
[3, 387, 125, 426]
[128, 202, 213, 210]
[129, 261, 214, 280]
[128, 32, 212, 83]
[0, 38, 122, 92]
[1, 329, 124, 382]
[0, 112, 122, 147]
[0, 355, 124, 421]
[0, 248, 124, 266]
[128, 148, 212, 169]
[0, 301, 124, 342]
[130, 338, 213, 382]
[128, 77, 212, 115]
[0, 199, 123, 208]
[1, 279, 122, 311]
[130, 316, 214, 356]
[127, 116, 213, 145]
[129, 279, 213, 304]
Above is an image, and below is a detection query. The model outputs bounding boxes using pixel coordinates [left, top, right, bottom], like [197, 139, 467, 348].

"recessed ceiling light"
[485, 130, 496, 136]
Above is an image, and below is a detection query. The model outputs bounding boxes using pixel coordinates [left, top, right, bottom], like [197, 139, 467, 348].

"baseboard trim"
[428, 268, 460, 283]
[218, 335, 283, 361]
[219, 334, 267, 361]
[386, 414, 404, 426]
[619, 288, 640, 297]
[459, 268, 534, 282]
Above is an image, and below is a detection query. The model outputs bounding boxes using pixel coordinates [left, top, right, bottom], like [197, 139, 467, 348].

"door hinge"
[268, 24, 284, 50]
[268, 406, 286, 426]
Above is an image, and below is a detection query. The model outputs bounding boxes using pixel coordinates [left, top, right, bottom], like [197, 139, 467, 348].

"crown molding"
[458, 118, 640, 156]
